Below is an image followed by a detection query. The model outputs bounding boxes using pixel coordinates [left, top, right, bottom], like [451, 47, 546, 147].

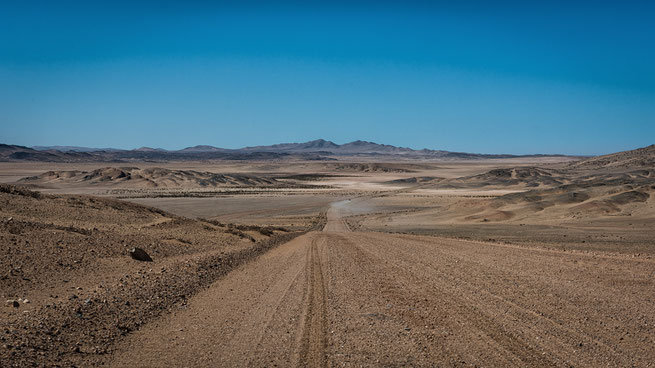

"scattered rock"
[129, 247, 153, 262]
[6, 300, 19, 308]
[22, 299, 29, 304]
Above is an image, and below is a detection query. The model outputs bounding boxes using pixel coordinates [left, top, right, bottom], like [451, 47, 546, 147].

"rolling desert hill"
[363, 146, 655, 230]
[441, 167, 569, 189]
[385, 144, 654, 194]
[322, 162, 427, 173]
[417, 167, 655, 224]
[385, 167, 569, 189]
[568, 144, 655, 170]
[18, 167, 283, 189]
[463, 174, 654, 222]
[0, 183, 309, 367]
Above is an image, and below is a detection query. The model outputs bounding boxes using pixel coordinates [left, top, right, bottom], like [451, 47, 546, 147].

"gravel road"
[108, 200, 655, 367]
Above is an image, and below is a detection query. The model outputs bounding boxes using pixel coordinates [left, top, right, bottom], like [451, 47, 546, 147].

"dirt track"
[107, 199, 655, 367]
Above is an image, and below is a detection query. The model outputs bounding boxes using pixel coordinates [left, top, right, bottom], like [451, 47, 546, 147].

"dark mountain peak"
[178, 145, 225, 152]
[242, 139, 338, 152]
[32, 146, 123, 153]
[338, 140, 414, 153]
[0, 144, 33, 152]
[301, 139, 338, 148]
[133, 147, 167, 152]
[343, 140, 372, 146]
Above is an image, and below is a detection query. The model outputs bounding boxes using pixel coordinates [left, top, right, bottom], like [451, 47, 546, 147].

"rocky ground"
[105, 200, 655, 367]
[1, 144, 654, 366]
[0, 184, 323, 366]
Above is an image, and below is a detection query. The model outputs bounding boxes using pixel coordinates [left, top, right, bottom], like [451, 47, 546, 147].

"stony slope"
[446, 169, 655, 222]
[0, 184, 315, 367]
[568, 144, 655, 170]
[18, 167, 281, 188]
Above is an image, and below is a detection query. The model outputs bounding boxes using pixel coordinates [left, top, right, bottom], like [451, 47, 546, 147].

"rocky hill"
[568, 144, 655, 170]
[19, 167, 282, 188]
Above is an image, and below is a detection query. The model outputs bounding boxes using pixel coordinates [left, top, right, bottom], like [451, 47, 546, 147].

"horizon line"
[2, 139, 613, 157]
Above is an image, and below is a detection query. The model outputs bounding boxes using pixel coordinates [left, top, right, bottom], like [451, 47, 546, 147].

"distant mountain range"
[31, 145, 125, 153]
[0, 139, 578, 162]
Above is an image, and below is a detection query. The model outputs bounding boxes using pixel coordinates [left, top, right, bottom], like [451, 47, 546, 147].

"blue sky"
[1, 1, 653, 155]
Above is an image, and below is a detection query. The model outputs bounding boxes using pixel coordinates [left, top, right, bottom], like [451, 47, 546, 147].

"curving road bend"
[109, 200, 655, 367]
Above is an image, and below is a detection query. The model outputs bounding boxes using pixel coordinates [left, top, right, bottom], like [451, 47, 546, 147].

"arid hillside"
[323, 162, 424, 173]
[441, 167, 569, 189]
[568, 144, 655, 170]
[454, 170, 654, 222]
[0, 184, 317, 367]
[18, 167, 283, 188]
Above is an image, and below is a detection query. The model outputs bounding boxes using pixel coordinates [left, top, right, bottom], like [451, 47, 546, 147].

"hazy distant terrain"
[0, 140, 578, 163]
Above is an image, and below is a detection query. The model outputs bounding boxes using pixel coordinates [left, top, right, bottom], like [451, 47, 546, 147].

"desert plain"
[1, 144, 654, 367]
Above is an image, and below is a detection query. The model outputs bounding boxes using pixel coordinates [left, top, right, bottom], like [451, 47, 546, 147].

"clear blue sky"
[1, 1, 653, 155]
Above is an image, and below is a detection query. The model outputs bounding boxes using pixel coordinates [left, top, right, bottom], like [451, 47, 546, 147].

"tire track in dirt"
[295, 235, 329, 367]
[351, 234, 562, 366]
[246, 249, 307, 364]
[105, 200, 655, 367]
[350, 232, 654, 367]
[384, 241, 623, 361]
[395, 232, 655, 361]
[329, 233, 542, 366]
[107, 233, 316, 367]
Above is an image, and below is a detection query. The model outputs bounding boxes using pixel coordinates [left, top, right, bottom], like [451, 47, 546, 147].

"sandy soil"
[107, 201, 655, 367]
[0, 185, 320, 367]
[2, 151, 654, 367]
[130, 195, 344, 230]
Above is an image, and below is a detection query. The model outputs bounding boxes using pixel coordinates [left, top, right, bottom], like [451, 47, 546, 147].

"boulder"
[129, 247, 153, 262]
